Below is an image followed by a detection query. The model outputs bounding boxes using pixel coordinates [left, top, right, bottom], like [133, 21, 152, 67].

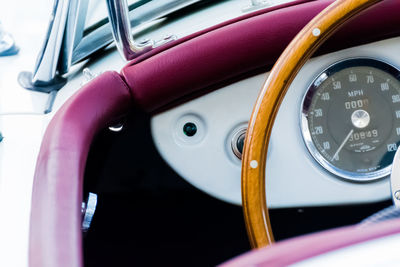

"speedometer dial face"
[301, 58, 400, 181]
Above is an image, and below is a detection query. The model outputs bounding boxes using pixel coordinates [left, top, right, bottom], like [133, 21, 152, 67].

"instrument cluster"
[301, 58, 400, 181]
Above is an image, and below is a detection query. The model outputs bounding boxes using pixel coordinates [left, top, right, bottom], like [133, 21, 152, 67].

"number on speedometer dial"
[301, 58, 400, 181]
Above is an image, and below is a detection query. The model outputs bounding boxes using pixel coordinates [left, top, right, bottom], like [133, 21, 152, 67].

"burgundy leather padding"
[219, 218, 400, 266]
[29, 71, 132, 267]
[29, 1, 400, 266]
[122, 0, 400, 112]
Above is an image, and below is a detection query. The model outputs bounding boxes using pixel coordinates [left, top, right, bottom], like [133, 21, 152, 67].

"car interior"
[3, 0, 400, 266]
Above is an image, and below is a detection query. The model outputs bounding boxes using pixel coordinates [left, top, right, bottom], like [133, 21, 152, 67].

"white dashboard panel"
[151, 37, 400, 208]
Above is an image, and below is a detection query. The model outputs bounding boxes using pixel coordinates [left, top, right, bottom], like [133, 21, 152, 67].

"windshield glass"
[84, 0, 204, 35]
[85, 0, 153, 31]
[84, 0, 295, 36]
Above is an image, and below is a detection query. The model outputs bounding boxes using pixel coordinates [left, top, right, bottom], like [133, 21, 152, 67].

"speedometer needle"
[332, 129, 354, 161]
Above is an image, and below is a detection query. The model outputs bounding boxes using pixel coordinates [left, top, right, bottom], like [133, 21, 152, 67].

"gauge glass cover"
[301, 58, 400, 181]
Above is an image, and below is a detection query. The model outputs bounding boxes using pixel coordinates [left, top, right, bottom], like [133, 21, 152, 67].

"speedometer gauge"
[301, 58, 400, 181]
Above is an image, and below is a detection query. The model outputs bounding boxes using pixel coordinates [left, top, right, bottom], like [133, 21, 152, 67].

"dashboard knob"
[231, 128, 247, 159]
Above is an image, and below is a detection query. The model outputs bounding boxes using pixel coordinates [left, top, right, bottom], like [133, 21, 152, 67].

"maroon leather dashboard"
[29, 0, 400, 266]
[121, 0, 400, 112]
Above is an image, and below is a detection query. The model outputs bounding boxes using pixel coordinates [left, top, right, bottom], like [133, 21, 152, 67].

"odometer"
[301, 58, 400, 181]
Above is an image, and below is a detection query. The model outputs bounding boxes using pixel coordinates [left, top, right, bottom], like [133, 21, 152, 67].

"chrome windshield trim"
[73, 0, 202, 64]
[31, 0, 70, 84]
[59, 0, 89, 74]
[105, 0, 199, 61]
[24, 0, 202, 86]
[106, 0, 153, 60]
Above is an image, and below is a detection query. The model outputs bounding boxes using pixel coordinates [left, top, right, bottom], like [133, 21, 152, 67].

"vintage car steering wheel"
[241, 0, 383, 249]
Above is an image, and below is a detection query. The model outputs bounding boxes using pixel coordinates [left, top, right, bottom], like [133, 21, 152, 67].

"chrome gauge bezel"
[301, 58, 400, 182]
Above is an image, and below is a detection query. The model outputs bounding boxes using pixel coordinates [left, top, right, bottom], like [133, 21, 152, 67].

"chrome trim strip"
[73, 0, 199, 63]
[106, 0, 154, 60]
[59, 0, 89, 74]
[32, 0, 70, 84]
[105, 0, 199, 60]
[23, 0, 200, 87]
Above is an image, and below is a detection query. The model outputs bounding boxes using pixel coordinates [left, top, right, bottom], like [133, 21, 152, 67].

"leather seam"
[110, 71, 134, 103]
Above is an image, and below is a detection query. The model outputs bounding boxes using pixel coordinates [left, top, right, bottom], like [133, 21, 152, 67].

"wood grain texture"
[241, 0, 383, 249]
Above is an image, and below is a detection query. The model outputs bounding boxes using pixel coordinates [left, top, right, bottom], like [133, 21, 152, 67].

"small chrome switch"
[231, 128, 247, 159]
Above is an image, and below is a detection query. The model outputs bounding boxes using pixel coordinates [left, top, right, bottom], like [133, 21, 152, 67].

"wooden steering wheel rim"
[241, 0, 383, 249]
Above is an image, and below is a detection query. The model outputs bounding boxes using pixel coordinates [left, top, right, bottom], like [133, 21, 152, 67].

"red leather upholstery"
[122, 0, 400, 112]
[219, 218, 400, 266]
[29, 72, 132, 267]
